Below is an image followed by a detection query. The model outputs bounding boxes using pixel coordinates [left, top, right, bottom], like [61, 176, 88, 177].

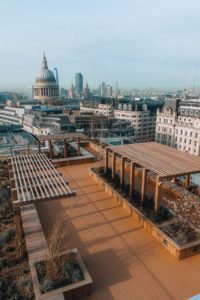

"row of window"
[176, 129, 198, 138]
[180, 109, 199, 116]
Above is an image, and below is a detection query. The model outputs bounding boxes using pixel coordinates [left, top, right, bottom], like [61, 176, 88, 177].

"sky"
[1, 0, 200, 93]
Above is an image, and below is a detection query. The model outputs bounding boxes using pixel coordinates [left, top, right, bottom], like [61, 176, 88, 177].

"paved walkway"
[35, 163, 200, 300]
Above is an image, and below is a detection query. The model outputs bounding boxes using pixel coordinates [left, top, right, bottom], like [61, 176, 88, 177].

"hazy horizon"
[1, 0, 200, 92]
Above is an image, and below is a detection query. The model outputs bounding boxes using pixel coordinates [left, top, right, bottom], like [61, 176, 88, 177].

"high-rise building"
[99, 82, 106, 97]
[106, 85, 113, 97]
[75, 73, 83, 95]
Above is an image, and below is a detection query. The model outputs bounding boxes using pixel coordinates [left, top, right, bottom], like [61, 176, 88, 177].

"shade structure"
[108, 142, 200, 179]
[38, 132, 85, 143]
[9, 153, 75, 206]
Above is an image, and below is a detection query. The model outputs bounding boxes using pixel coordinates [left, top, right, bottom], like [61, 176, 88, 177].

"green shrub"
[0, 228, 15, 246]
[0, 258, 6, 269]
[41, 278, 56, 293]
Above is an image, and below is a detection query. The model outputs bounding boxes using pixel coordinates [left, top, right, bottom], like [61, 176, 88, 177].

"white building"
[156, 98, 200, 156]
[114, 101, 160, 143]
[80, 102, 113, 117]
[0, 107, 24, 125]
[106, 85, 113, 98]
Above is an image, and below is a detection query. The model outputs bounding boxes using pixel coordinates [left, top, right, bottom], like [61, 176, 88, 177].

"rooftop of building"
[34, 162, 200, 300]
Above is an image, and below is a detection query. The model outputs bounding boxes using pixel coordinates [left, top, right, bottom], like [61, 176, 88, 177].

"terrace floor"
[35, 162, 200, 300]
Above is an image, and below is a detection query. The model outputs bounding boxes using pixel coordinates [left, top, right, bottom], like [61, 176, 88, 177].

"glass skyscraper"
[75, 73, 83, 95]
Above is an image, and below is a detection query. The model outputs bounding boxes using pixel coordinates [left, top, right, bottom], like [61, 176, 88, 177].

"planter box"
[89, 169, 200, 260]
[31, 248, 93, 300]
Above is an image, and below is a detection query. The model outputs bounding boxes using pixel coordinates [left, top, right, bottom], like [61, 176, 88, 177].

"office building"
[75, 73, 83, 95]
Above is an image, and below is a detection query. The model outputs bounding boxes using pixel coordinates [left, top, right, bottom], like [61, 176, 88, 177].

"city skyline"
[1, 0, 200, 92]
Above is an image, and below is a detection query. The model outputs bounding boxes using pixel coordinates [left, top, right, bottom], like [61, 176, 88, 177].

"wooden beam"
[105, 148, 109, 172]
[141, 168, 148, 204]
[77, 138, 80, 156]
[129, 162, 136, 201]
[112, 152, 116, 180]
[64, 139, 68, 158]
[185, 174, 190, 188]
[120, 156, 125, 187]
[154, 176, 162, 214]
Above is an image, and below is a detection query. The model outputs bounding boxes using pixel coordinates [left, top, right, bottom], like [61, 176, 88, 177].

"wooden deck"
[35, 162, 200, 300]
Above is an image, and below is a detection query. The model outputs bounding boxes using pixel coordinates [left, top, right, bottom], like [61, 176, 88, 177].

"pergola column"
[120, 156, 126, 187]
[105, 148, 109, 173]
[38, 141, 41, 154]
[141, 168, 148, 204]
[64, 139, 68, 158]
[185, 174, 190, 188]
[49, 139, 53, 159]
[112, 152, 117, 180]
[77, 138, 80, 156]
[129, 162, 136, 200]
[154, 176, 162, 213]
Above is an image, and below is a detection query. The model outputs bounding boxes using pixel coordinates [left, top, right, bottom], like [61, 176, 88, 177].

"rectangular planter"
[89, 169, 200, 260]
[31, 248, 93, 300]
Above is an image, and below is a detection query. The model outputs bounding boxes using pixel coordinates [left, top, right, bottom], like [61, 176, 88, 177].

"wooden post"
[141, 168, 148, 204]
[77, 138, 80, 156]
[112, 152, 116, 180]
[49, 140, 52, 159]
[130, 162, 135, 200]
[11, 188, 18, 202]
[64, 139, 68, 158]
[154, 176, 161, 213]
[120, 156, 125, 187]
[105, 148, 109, 173]
[185, 174, 190, 188]
[38, 141, 41, 154]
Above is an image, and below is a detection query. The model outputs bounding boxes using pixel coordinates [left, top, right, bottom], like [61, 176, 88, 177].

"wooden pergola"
[37, 133, 86, 158]
[8, 153, 75, 206]
[8, 153, 76, 241]
[105, 142, 200, 213]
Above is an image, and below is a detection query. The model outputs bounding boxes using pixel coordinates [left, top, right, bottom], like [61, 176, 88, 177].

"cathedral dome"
[33, 52, 59, 103]
[35, 52, 56, 83]
[36, 69, 56, 82]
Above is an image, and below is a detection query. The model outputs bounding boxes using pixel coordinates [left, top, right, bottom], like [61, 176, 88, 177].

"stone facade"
[156, 98, 200, 156]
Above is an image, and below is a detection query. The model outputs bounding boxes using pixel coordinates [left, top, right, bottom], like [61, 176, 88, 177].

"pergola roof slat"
[108, 142, 200, 178]
[10, 153, 74, 206]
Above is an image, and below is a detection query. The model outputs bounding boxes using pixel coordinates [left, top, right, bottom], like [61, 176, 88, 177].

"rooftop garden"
[0, 161, 34, 300]
[92, 166, 200, 247]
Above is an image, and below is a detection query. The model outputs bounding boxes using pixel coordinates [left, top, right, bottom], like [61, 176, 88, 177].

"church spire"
[42, 51, 48, 69]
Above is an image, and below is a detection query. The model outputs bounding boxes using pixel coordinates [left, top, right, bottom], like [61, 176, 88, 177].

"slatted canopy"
[9, 153, 75, 206]
[38, 132, 85, 143]
[108, 142, 200, 179]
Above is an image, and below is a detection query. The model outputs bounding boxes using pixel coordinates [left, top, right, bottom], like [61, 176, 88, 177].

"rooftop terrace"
[35, 162, 200, 300]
